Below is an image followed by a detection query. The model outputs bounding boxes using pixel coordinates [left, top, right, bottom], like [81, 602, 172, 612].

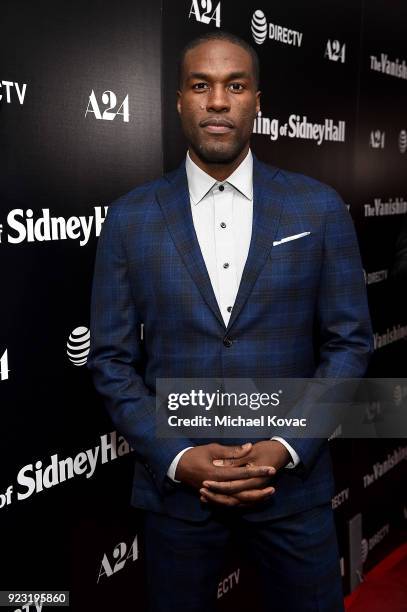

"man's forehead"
[184, 40, 253, 70]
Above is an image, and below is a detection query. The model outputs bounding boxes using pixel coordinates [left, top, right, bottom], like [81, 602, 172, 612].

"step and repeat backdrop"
[1, 0, 406, 610]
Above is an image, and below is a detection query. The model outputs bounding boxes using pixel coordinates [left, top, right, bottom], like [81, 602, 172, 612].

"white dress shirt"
[167, 149, 300, 481]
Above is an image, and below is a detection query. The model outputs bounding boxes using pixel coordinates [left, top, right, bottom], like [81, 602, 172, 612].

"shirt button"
[227, 306, 232, 312]
[219, 185, 225, 191]
[223, 262, 229, 269]
[223, 337, 233, 347]
[220, 222, 226, 228]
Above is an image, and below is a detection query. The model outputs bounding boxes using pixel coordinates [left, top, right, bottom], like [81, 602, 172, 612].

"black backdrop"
[1, 1, 406, 610]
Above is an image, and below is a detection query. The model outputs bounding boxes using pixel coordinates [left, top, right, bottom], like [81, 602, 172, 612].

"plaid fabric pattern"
[87, 155, 373, 521]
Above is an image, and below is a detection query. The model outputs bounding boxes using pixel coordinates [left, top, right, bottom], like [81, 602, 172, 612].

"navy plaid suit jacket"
[87, 154, 373, 521]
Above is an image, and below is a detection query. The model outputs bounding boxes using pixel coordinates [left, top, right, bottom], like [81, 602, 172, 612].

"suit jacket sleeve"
[87, 203, 194, 492]
[275, 188, 374, 474]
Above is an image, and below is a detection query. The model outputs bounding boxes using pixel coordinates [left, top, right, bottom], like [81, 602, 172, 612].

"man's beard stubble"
[187, 127, 248, 166]
[193, 139, 244, 165]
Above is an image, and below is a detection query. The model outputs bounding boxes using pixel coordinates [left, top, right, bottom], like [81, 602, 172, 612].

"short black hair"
[178, 31, 260, 89]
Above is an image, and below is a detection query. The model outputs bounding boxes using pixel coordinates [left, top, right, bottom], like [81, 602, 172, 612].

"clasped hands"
[174, 440, 291, 508]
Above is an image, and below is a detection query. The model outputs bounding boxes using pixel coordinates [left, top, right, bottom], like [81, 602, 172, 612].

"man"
[88, 31, 373, 611]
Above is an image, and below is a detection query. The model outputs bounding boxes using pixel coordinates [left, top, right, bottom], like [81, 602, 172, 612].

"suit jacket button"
[223, 337, 233, 347]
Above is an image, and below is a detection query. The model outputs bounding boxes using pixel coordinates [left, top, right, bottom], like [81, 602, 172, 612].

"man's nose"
[206, 85, 230, 112]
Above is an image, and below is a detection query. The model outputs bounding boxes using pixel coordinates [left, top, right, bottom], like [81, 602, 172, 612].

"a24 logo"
[370, 130, 385, 149]
[189, 0, 221, 28]
[85, 90, 130, 123]
[97, 535, 139, 582]
[325, 40, 346, 64]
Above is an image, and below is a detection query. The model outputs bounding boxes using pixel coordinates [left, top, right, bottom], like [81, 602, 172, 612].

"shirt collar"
[185, 148, 253, 205]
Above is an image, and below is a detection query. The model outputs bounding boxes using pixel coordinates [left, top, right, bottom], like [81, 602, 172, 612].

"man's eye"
[229, 83, 244, 91]
[192, 83, 209, 90]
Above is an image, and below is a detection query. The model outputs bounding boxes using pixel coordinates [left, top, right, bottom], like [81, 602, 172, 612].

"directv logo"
[251, 9, 303, 47]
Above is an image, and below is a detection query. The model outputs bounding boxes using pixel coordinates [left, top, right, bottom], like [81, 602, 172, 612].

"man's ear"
[176, 90, 182, 115]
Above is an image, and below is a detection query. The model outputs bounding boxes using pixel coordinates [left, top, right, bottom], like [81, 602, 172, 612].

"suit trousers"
[143, 502, 345, 612]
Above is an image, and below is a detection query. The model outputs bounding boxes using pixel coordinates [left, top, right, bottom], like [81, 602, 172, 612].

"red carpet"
[345, 543, 407, 611]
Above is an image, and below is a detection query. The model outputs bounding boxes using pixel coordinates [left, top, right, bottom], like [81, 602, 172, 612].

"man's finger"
[213, 455, 251, 467]
[200, 485, 275, 506]
[210, 442, 252, 462]
[232, 486, 275, 503]
[202, 476, 270, 494]
[210, 465, 276, 481]
[199, 488, 242, 507]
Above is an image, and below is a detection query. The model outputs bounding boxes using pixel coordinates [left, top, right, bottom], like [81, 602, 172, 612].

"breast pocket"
[260, 230, 323, 293]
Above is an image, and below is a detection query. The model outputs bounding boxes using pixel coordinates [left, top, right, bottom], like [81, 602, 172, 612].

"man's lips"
[199, 118, 234, 134]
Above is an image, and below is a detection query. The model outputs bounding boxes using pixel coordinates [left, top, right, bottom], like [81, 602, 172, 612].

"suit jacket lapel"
[226, 156, 285, 332]
[156, 161, 226, 329]
[156, 155, 285, 333]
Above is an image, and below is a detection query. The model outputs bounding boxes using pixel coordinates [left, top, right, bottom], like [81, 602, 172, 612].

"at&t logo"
[67, 327, 90, 366]
[251, 10, 267, 44]
[85, 90, 129, 122]
[325, 40, 346, 63]
[399, 129, 407, 154]
[189, 0, 221, 28]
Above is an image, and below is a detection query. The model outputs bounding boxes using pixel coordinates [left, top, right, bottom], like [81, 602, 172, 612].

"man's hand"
[200, 440, 291, 507]
[212, 440, 291, 471]
[175, 443, 276, 507]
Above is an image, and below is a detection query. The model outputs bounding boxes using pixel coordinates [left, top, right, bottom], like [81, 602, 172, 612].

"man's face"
[177, 40, 260, 165]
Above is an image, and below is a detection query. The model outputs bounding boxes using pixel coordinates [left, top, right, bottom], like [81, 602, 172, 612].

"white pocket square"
[273, 231, 311, 246]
